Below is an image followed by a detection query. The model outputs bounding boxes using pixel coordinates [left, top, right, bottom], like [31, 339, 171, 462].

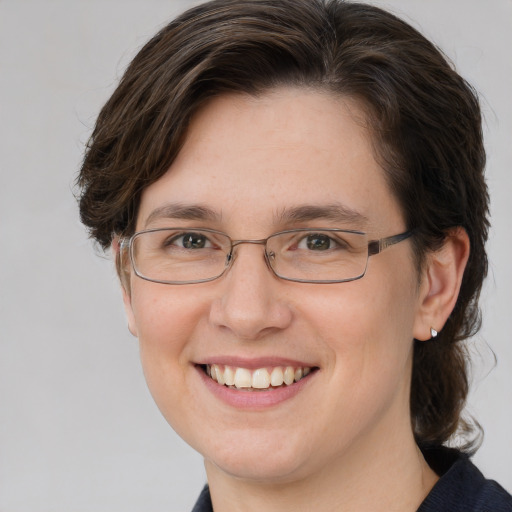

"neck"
[204, 418, 438, 512]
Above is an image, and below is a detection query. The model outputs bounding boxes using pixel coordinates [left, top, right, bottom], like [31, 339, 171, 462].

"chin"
[208, 450, 308, 483]
[198, 427, 316, 483]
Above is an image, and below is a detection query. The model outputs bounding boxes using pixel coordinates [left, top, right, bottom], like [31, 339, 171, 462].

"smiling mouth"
[202, 364, 315, 391]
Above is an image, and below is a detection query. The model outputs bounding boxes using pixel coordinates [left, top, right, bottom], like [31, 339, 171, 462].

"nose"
[209, 243, 293, 340]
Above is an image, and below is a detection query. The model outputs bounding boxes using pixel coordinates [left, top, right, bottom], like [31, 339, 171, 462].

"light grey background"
[0, 1, 510, 511]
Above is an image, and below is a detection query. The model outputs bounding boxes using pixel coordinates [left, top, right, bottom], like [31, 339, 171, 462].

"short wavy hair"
[77, 0, 489, 450]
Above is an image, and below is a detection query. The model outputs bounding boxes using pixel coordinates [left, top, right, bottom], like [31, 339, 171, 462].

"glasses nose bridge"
[226, 237, 272, 268]
[231, 238, 268, 249]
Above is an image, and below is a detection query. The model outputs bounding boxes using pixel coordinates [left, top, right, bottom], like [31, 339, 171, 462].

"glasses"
[120, 227, 413, 285]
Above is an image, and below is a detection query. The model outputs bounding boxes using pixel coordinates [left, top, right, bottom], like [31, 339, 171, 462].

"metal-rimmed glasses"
[119, 227, 414, 285]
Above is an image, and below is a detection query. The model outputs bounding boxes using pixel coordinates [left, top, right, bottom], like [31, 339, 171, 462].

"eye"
[297, 233, 338, 251]
[168, 232, 213, 249]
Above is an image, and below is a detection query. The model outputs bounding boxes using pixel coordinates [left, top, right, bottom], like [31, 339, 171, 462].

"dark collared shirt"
[191, 447, 512, 511]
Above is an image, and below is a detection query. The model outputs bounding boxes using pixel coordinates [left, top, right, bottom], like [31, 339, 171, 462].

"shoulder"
[418, 446, 512, 512]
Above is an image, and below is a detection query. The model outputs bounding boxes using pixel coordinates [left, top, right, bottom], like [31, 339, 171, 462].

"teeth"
[270, 367, 284, 386]
[215, 365, 225, 385]
[283, 366, 295, 385]
[224, 365, 235, 386]
[252, 368, 270, 389]
[234, 367, 252, 388]
[205, 364, 312, 390]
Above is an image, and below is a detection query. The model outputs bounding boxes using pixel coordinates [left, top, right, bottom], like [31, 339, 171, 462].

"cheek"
[293, 283, 418, 463]
[308, 266, 419, 393]
[131, 282, 206, 346]
[128, 285, 207, 411]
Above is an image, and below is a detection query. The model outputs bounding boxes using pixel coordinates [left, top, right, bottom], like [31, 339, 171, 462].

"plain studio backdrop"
[0, 1, 511, 511]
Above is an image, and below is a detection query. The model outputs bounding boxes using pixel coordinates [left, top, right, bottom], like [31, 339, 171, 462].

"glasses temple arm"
[368, 230, 414, 256]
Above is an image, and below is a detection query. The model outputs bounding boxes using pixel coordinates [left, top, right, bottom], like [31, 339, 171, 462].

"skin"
[120, 88, 469, 511]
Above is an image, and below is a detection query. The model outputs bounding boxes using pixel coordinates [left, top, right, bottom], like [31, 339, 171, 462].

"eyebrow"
[144, 202, 221, 228]
[276, 204, 369, 228]
[144, 201, 368, 229]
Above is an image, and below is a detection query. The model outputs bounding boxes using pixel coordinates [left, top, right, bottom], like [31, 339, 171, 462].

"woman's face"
[123, 89, 425, 483]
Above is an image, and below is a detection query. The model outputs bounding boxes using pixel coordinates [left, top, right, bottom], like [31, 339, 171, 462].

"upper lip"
[195, 356, 317, 369]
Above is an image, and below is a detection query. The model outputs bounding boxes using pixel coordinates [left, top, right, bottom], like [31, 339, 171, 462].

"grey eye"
[303, 234, 332, 251]
[175, 232, 212, 249]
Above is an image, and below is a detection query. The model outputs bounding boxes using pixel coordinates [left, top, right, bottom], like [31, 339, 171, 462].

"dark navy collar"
[191, 447, 512, 511]
[417, 446, 512, 511]
[191, 484, 213, 512]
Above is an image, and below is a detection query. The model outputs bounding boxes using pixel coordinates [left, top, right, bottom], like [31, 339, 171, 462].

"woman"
[77, 0, 512, 510]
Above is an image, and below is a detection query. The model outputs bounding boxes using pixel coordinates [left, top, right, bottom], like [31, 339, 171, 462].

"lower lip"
[196, 366, 315, 409]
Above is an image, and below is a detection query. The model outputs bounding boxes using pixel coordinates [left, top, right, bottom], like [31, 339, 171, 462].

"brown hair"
[77, 0, 489, 450]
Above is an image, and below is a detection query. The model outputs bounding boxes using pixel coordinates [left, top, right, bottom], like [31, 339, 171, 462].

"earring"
[430, 327, 438, 338]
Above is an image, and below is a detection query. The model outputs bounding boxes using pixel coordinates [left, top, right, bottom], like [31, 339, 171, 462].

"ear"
[413, 228, 470, 341]
[112, 238, 138, 338]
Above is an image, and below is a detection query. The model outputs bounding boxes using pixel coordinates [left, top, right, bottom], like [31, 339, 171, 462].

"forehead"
[137, 88, 404, 234]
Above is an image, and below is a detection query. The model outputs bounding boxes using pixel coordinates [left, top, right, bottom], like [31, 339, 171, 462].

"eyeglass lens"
[129, 228, 370, 284]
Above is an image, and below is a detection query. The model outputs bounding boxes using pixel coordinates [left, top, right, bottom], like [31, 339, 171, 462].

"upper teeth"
[206, 364, 311, 390]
